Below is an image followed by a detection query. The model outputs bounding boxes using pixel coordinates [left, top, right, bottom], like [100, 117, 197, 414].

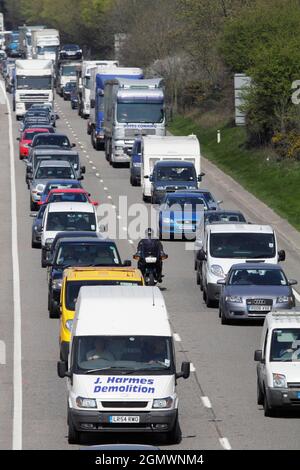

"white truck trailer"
[32, 29, 60, 62]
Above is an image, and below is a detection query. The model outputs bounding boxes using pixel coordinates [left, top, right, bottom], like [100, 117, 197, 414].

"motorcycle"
[133, 253, 168, 286]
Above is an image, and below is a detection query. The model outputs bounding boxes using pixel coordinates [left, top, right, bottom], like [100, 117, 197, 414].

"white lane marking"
[122, 226, 127, 231]
[201, 396, 212, 408]
[128, 239, 134, 244]
[107, 195, 112, 200]
[117, 215, 121, 219]
[96, 173, 100, 177]
[219, 438, 232, 450]
[0, 340, 6, 364]
[104, 187, 108, 191]
[92, 166, 96, 170]
[83, 150, 87, 153]
[293, 288, 300, 303]
[173, 333, 181, 342]
[89, 160, 93, 164]
[190, 363, 196, 372]
[112, 205, 116, 209]
[100, 179, 103, 183]
[1, 82, 23, 449]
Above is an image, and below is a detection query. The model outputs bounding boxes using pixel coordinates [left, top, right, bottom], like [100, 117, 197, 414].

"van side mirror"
[176, 361, 190, 380]
[57, 361, 71, 378]
[72, 143, 76, 148]
[278, 250, 286, 262]
[16, 137, 20, 141]
[123, 260, 132, 267]
[197, 249, 206, 261]
[198, 172, 205, 182]
[81, 166, 86, 174]
[288, 279, 298, 286]
[254, 350, 263, 362]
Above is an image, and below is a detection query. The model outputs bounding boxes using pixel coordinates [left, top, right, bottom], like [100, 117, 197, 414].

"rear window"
[24, 130, 49, 140]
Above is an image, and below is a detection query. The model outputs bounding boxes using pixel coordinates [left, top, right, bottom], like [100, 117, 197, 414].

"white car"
[255, 311, 300, 416]
[40, 202, 99, 267]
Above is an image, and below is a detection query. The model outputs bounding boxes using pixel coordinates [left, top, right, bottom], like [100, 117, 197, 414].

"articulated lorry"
[19, 25, 45, 59]
[88, 67, 143, 152]
[13, 59, 54, 119]
[104, 78, 166, 166]
[32, 29, 60, 62]
[77, 60, 118, 119]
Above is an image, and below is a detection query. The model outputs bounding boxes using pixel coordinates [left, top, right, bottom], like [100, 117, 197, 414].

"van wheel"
[257, 379, 264, 406]
[164, 414, 181, 445]
[68, 418, 81, 445]
[263, 390, 275, 417]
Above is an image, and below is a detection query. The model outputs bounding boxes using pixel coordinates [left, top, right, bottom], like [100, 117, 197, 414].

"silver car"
[218, 263, 297, 324]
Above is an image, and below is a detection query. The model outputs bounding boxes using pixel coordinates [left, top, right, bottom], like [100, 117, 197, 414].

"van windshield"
[74, 336, 174, 375]
[270, 329, 300, 362]
[66, 280, 143, 310]
[210, 233, 276, 259]
[156, 166, 196, 182]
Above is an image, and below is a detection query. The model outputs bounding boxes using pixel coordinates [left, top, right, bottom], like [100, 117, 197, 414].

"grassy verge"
[169, 115, 300, 231]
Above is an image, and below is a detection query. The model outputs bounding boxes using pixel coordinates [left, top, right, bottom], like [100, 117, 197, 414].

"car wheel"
[68, 415, 81, 445]
[30, 199, 37, 211]
[263, 390, 275, 417]
[205, 290, 215, 308]
[31, 239, 40, 249]
[221, 309, 229, 324]
[49, 303, 59, 319]
[164, 413, 181, 445]
[41, 249, 47, 268]
[257, 379, 264, 406]
[196, 270, 200, 285]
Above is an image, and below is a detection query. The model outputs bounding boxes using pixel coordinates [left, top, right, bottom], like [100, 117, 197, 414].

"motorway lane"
[56, 96, 300, 450]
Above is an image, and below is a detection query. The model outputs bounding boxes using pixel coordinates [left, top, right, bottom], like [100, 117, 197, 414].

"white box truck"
[141, 135, 202, 201]
[56, 61, 80, 96]
[13, 59, 54, 119]
[57, 285, 190, 445]
[32, 29, 59, 61]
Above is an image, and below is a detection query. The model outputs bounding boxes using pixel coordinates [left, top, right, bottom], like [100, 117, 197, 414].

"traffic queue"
[1, 37, 300, 447]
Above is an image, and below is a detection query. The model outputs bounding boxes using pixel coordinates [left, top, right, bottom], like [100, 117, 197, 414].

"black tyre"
[148, 271, 155, 286]
[49, 303, 60, 319]
[196, 271, 200, 285]
[257, 379, 264, 406]
[263, 390, 275, 417]
[30, 199, 37, 211]
[31, 239, 40, 249]
[164, 414, 181, 445]
[41, 249, 47, 268]
[68, 416, 81, 445]
[221, 309, 229, 324]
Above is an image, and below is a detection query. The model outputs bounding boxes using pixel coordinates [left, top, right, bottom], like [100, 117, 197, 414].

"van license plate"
[109, 416, 140, 423]
[248, 306, 271, 312]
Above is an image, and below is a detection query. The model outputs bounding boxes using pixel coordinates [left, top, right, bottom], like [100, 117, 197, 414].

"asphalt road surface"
[1, 83, 300, 450]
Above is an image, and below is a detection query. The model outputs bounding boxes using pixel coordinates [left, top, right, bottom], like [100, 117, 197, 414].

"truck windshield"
[74, 336, 174, 374]
[54, 242, 120, 267]
[156, 166, 196, 181]
[210, 233, 276, 259]
[62, 65, 76, 76]
[47, 212, 97, 232]
[66, 280, 143, 310]
[270, 329, 300, 362]
[117, 103, 164, 123]
[17, 75, 52, 90]
[37, 45, 57, 53]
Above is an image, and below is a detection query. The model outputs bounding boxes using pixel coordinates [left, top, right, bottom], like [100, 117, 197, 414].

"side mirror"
[161, 254, 168, 260]
[144, 175, 149, 179]
[16, 137, 20, 141]
[57, 361, 70, 378]
[217, 279, 226, 285]
[288, 279, 298, 286]
[254, 350, 263, 362]
[72, 143, 76, 148]
[81, 166, 86, 174]
[91, 99, 95, 109]
[92, 201, 99, 207]
[29, 213, 37, 218]
[133, 254, 140, 261]
[123, 260, 132, 267]
[176, 361, 190, 380]
[278, 250, 286, 262]
[78, 175, 84, 180]
[197, 249, 206, 261]
[56, 113, 60, 119]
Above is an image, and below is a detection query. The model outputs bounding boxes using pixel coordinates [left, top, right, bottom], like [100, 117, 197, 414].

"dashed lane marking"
[219, 438, 232, 450]
[201, 396, 212, 409]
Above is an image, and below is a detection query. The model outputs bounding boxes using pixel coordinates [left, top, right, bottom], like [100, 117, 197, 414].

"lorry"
[77, 60, 118, 119]
[19, 25, 45, 59]
[141, 135, 202, 202]
[32, 29, 60, 62]
[57, 285, 190, 444]
[88, 66, 143, 152]
[13, 59, 54, 119]
[56, 61, 80, 96]
[0, 13, 4, 49]
[104, 78, 166, 167]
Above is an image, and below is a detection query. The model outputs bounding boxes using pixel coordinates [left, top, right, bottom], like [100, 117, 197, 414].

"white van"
[255, 311, 300, 416]
[57, 286, 190, 444]
[198, 223, 286, 307]
[41, 202, 99, 267]
[141, 135, 203, 201]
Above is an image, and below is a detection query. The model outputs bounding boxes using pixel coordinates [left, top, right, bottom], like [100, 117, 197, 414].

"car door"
[201, 231, 209, 287]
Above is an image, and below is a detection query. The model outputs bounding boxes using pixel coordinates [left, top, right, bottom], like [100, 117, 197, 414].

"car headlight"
[210, 265, 225, 277]
[152, 397, 173, 409]
[155, 186, 165, 190]
[273, 373, 286, 388]
[52, 278, 62, 289]
[225, 296, 243, 303]
[65, 319, 73, 331]
[115, 146, 123, 151]
[133, 162, 141, 167]
[162, 217, 171, 224]
[76, 397, 97, 409]
[36, 184, 45, 192]
[277, 296, 293, 303]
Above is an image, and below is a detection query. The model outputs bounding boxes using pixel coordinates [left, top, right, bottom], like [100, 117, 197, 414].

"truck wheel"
[196, 271, 200, 285]
[164, 414, 181, 445]
[257, 379, 264, 406]
[68, 417, 81, 445]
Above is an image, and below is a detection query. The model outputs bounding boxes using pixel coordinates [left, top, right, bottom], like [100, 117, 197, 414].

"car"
[194, 209, 247, 273]
[255, 311, 300, 416]
[218, 263, 297, 324]
[17, 127, 51, 160]
[158, 192, 209, 240]
[29, 133, 75, 154]
[63, 81, 77, 101]
[47, 236, 124, 318]
[40, 202, 100, 268]
[38, 188, 99, 206]
[49, 231, 100, 264]
[59, 267, 144, 359]
[38, 180, 83, 204]
[29, 104, 58, 127]
[70, 87, 79, 109]
[31, 204, 47, 249]
[29, 160, 78, 211]
[23, 109, 50, 121]
[129, 137, 142, 186]
[20, 123, 55, 135]
[59, 44, 82, 61]
[175, 189, 222, 211]
[20, 116, 51, 131]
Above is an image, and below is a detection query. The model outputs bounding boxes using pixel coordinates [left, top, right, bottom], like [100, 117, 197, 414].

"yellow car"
[59, 267, 144, 360]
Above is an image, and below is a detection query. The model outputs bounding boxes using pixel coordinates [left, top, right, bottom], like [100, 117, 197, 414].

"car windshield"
[66, 279, 142, 310]
[35, 166, 74, 179]
[74, 336, 173, 374]
[156, 166, 196, 181]
[210, 233, 276, 259]
[65, 82, 76, 90]
[205, 212, 246, 223]
[24, 130, 49, 140]
[164, 195, 206, 210]
[62, 65, 76, 76]
[229, 268, 287, 286]
[55, 242, 119, 267]
[47, 212, 96, 232]
[117, 103, 164, 124]
[33, 135, 70, 147]
[43, 182, 80, 195]
[270, 329, 300, 362]
[48, 192, 88, 203]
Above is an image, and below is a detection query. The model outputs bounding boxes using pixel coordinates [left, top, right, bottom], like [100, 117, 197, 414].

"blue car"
[130, 137, 142, 186]
[175, 189, 222, 211]
[39, 179, 82, 205]
[158, 192, 209, 240]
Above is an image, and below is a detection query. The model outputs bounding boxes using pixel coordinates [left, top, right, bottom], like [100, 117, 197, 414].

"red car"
[37, 188, 99, 206]
[18, 128, 50, 160]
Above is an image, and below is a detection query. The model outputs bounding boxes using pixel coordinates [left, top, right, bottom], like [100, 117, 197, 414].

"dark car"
[218, 263, 297, 324]
[175, 189, 222, 211]
[31, 204, 47, 249]
[63, 81, 77, 101]
[28, 133, 75, 158]
[59, 44, 83, 61]
[47, 237, 124, 318]
[29, 104, 57, 127]
[130, 137, 142, 186]
[21, 123, 55, 135]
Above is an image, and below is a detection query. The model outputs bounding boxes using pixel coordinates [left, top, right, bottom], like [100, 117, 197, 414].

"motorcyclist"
[134, 228, 167, 283]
